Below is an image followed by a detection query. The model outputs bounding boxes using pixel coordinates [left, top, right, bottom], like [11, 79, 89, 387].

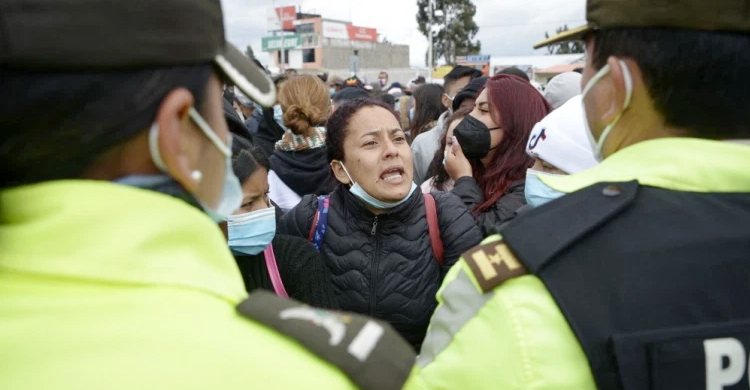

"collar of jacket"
[541, 138, 750, 194]
[336, 183, 423, 221]
[0, 180, 248, 304]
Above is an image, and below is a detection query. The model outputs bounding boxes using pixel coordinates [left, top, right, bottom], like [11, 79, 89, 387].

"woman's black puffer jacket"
[278, 185, 482, 349]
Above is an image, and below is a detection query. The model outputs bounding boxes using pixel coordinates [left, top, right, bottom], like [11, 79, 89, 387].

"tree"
[245, 45, 255, 59]
[543, 25, 585, 55]
[417, 0, 481, 65]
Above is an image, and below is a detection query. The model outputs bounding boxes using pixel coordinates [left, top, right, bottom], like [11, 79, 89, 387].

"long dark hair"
[472, 74, 551, 212]
[425, 107, 472, 190]
[409, 84, 445, 139]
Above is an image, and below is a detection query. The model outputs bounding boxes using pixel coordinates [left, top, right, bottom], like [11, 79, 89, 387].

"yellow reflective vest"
[0, 180, 388, 390]
[406, 138, 750, 390]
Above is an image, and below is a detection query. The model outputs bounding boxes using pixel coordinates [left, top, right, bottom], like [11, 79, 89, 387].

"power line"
[478, 20, 585, 29]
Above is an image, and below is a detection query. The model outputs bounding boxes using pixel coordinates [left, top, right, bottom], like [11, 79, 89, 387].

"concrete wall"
[322, 38, 409, 71]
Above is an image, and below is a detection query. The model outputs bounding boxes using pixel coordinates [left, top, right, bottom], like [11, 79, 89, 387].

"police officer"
[0, 1, 414, 389]
[405, 0, 750, 389]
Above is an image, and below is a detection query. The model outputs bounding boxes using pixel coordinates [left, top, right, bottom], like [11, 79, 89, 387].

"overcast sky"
[221, 0, 586, 67]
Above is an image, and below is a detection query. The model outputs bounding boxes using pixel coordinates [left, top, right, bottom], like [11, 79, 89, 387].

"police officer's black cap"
[534, 0, 750, 49]
[0, 0, 276, 107]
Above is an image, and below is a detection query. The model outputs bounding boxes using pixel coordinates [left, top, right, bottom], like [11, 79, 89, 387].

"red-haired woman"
[445, 74, 551, 234]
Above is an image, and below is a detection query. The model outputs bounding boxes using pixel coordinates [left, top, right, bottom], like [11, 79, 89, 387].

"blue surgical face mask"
[329, 87, 336, 97]
[336, 162, 417, 210]
[227, 206, 277, 255]
[147, 108, 243, 222]
[524, 168, 566, 208]
[273, 104, 288, 131]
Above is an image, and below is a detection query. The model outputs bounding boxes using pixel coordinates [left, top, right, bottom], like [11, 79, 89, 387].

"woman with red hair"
[445, 74, 551, 234]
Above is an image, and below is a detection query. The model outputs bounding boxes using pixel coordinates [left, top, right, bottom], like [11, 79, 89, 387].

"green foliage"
[245, 45, 255, 59]
[417, 0, 481, 65]
[543, 25, 585, 55]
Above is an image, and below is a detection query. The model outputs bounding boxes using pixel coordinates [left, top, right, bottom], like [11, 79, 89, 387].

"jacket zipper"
[369, 216, 379, 316]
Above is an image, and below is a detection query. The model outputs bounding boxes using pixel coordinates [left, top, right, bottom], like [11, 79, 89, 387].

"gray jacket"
[411, 111, 449, 186]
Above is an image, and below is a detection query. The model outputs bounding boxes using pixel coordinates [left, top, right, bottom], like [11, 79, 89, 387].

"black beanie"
[452, 76, 488, 112]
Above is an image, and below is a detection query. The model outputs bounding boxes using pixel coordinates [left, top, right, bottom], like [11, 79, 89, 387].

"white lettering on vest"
[704, 337, 748, 390]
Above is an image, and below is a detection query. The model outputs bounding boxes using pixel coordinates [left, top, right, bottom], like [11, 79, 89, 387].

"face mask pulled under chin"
[335, 162, 417, 210]
[453, 115, 501, 159]
[144, 109, 243, 222]
[581, 59, 634, 162]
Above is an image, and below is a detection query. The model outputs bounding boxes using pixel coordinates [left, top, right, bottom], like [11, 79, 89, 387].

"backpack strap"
[263, 244, 289, 298]
[423, 193, 444, 267]
[308, 195, 330, 251]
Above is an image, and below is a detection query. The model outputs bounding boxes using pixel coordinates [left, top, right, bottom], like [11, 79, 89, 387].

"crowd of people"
[2, 0, 750, 389]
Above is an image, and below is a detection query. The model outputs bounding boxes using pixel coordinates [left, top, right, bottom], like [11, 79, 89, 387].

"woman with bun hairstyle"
[268, 74, 337, 212]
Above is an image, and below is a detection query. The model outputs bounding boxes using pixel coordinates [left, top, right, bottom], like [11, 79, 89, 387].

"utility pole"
[427, 0, 434, 83]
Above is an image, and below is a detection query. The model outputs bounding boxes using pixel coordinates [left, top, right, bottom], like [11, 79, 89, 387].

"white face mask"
[581, 60, 633, 161]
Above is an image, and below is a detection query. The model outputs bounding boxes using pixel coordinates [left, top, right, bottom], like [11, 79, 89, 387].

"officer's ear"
[601, 57, 631, 124]
[153, 88, 201, 193]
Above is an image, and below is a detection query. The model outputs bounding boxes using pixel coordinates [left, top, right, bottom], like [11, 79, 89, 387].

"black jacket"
[278, 185, 483, 349]
[270, 148, 337, 197]
[233, 235, 339, 310]
[254, 107, 286, 158]
[451, 177, 527, 236]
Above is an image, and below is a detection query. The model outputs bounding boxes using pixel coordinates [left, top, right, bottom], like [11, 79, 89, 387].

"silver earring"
[191, 170, 203, 183]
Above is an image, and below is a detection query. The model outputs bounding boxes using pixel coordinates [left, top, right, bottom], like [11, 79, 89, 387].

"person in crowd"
[445, 74, 551, 235]
[279, 98, 483, 350]
[450, 76, 487, 113]
[268, 74, 336, 212]
[420, 108, 470, 193]
[406, 1, 750, 389]
[222, 97, 255, 143]
[497, 66, 531, 82]
[411, 66, 483, 186]
[377, 92, 397, 109]
[234, 94, 258, 133]
[409, 84, 445, 141]
[332, 86, 369, 113]
[523, 95, 598, 207]
[328, 75, 345, 95]
[0, 0, 418, 388]
[387, 82, 406, 98]
[253, 75, 289, 157]
[543, 72, 582, 110]
[378, 71, 390, 90]
[226, 136, 338, 309]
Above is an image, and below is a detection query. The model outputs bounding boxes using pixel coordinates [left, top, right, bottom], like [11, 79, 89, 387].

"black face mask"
[453, 115, 501, 159]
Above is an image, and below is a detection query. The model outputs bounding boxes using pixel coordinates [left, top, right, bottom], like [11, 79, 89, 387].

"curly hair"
[326, 97, 400, 163]
[278, 74, 330, 136]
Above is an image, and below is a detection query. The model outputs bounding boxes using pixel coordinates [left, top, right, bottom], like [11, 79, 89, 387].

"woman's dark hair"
[231, 136, 270, 184]
[326, 97, 400, 163]
[425, 107, 472, 190]
[410, 84, 445, 139]
[377, 93, 396, 108]
[472, 74, 551, 212]
[0, 65, 213, 188]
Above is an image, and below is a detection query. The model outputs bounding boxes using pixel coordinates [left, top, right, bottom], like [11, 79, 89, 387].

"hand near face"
[445, 137, 473, 180]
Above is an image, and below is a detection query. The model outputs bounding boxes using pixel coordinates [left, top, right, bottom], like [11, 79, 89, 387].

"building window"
[276, 50, 290, 64]
[296, 23, 314, 34]
[302, 49, 316, 63]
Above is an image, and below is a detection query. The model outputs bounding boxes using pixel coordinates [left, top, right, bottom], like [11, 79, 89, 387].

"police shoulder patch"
[236, 291, 415, 390]
[463, 238, 528, 293]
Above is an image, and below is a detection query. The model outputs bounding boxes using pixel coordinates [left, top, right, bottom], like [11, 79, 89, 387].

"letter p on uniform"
[704, 337, 748, 390]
